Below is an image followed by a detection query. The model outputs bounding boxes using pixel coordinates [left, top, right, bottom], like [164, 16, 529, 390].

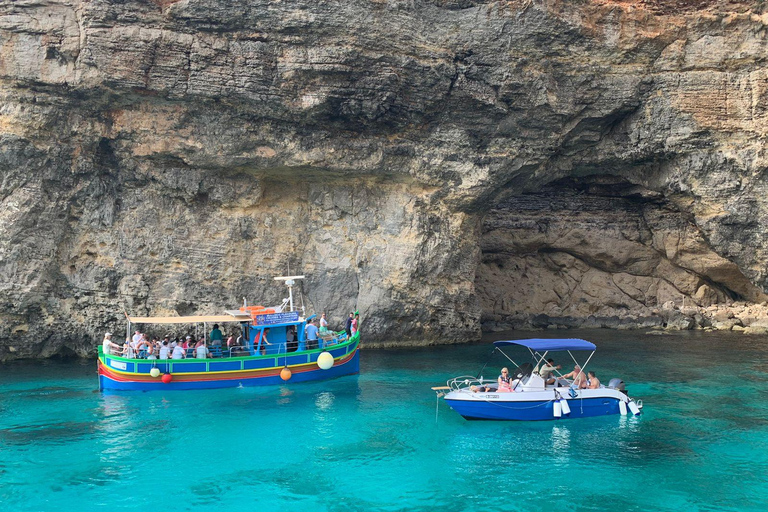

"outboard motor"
[608, 378, 626, 393]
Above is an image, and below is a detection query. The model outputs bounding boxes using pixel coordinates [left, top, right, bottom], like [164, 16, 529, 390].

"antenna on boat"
[274, 275, 305, 312]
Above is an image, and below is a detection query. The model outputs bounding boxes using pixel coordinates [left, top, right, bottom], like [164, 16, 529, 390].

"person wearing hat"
[101, 332, 119, 356]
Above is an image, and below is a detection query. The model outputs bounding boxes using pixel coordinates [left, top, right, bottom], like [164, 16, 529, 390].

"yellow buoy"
[280, 367, 292, 381]
[149, 368, 161, 378]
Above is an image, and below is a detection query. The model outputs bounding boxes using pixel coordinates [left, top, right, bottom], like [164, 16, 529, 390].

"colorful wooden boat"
[98, 276, 360, 391]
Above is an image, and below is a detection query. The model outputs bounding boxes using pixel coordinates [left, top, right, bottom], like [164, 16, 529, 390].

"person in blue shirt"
[306, 319, 319, 349]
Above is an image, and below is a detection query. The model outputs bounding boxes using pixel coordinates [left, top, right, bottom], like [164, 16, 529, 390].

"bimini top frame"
[493, 339, 596, 351]
[484, 338, 597, 385]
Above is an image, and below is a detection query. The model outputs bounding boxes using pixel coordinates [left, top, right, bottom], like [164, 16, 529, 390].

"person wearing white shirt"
[159, 341, 170, 359]
[132, 330, 142, 344]
[171, 345, 185, 359]
[196, 343, 209, 359]
[101, 333, 118, 356]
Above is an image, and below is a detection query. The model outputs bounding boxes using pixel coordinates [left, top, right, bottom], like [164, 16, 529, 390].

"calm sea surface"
[2, 329, 768, 512]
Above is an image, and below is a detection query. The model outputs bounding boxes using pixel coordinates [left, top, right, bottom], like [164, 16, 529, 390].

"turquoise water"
[2, 329, 768, 512]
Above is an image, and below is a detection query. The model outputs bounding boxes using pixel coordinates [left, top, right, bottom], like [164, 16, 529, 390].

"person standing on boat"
[320, 313, 328, 332]
[351, 313, 359, 335]
[257, 328, 272, 355]
[210, 324, 223, 347]
[101, 333, 119, 356]
[345, 313, 354, 337]
[285, 326, 297, 352]
[132, 330, 142, 344]
[306, 319, 319, 350]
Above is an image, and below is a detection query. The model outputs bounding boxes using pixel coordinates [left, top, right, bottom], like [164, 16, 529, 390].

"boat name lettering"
[110, 360, 127, 370]
[487, 395, 499, 399]
[255, 311, 300, 326]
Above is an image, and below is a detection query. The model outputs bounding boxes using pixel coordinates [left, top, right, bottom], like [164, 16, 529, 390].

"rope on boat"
[476, 397, 556, 410]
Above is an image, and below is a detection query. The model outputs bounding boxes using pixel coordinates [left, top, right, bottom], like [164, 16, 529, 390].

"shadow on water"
[0, 421, 98, 445]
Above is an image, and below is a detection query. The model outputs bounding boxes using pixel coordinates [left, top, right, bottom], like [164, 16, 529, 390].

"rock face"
[2, 0, 768, 358]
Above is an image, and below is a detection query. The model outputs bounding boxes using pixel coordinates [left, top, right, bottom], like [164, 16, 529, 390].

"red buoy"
[161, 373, 173, 384]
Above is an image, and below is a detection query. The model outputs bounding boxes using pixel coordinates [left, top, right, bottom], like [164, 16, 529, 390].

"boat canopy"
[128, 314, 251, 324]
[493, 339, 596, 351]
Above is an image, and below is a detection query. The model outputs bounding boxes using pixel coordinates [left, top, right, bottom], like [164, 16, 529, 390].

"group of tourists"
[494, 359, 601, 392]
[100, 312, 361, 360]
[101, 324, 240, 360]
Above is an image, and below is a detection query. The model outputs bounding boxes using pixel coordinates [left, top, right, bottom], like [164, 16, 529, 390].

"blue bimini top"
[493, 339, 597, 352]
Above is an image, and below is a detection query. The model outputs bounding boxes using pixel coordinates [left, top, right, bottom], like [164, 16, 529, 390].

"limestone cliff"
[2, 0, 768, 359]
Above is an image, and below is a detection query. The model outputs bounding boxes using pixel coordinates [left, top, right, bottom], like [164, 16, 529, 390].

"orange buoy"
[161, 373, 173, 384]
[280, 367, 292, 381]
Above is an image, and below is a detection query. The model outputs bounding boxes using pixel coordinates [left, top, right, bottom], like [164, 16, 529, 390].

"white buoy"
[619, 400, 628, 416]
[150, 368, 161, 378]
[628, 400, 640, 416]
[553, 400, 562, 418]
[560, 397, 571, 415]
[316, 351, 334, 370]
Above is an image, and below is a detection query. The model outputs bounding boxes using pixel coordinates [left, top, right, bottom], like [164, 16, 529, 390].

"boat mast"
[273, 275, 305, 312]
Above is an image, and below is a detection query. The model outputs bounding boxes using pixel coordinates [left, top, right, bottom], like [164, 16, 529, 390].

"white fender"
[628, 400, 640, 416]
[560, 397, 571, 415]
[619, 400, 628, 416]
[553, 400, 562, 418]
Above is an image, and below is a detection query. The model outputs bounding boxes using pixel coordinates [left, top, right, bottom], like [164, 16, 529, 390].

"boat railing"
[101, 335, 352, 361]
[447, 375, 498, 392]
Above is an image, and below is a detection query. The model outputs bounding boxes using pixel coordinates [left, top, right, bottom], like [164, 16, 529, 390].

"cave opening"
[475, 175, 763, 332]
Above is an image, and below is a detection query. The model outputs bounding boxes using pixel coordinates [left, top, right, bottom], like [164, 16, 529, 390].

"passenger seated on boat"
[538, 359, 561, 386]
[171, 344, 186, 359]
[124, 339, 137, 359]
[159, 341, 170, 360]
[561, 365, 588, 389]
[587, 371, 600, 389]
[195, 341, 210, 359]
[498, 368, 516, 392]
